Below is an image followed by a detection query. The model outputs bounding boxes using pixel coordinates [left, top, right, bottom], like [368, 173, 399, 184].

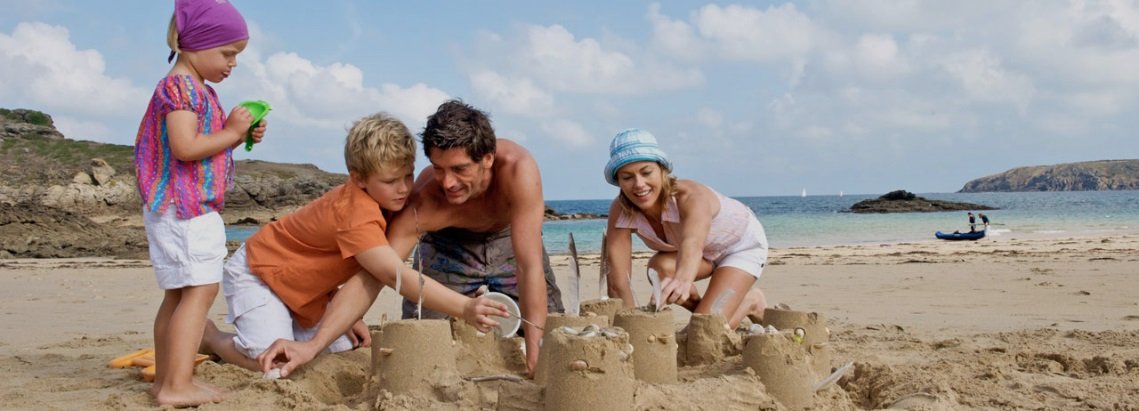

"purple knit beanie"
[169, 0, 248, 62]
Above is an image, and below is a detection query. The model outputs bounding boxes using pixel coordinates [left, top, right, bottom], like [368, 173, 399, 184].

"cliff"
[959, 160, 1139, 192]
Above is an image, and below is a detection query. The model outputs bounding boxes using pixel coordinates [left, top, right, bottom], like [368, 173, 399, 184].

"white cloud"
[939, 49, 1035, 111]
[0, 22, 147, 124]
[690, 3, 818, 62]
[469, 70, 554, 117]
[511, 24, 703, 95]
[234, 51, 450, 131]
[648, 3, 706, 61]
[540, 119, 592, 147]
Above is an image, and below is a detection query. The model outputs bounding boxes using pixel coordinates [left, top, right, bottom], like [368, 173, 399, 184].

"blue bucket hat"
[604, 128, 672, 186]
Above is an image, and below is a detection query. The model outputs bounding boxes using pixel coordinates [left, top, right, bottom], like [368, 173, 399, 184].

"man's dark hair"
[421, 99, 497, 161]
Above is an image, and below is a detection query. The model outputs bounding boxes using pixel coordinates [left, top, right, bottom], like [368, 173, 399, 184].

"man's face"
[428, 147, 493, 204]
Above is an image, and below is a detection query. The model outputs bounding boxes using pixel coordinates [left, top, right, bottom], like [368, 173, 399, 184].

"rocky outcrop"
[0, 202, 147, 259]
[850, 190, 995, 214]
[544, 205, 605, 220]
[960, 160, 1139, 192]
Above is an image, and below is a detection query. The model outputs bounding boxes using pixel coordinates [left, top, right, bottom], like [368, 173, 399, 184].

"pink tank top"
[615, 189, 752, 262]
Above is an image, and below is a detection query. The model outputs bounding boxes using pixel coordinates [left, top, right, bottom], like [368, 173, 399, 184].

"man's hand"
[462, 297, 508, 333]
[348, 319, 372, 349]
[257, 339, 320, 379]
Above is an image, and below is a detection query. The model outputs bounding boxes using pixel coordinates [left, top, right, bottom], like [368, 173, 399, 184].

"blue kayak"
[935, 230, 985, 240]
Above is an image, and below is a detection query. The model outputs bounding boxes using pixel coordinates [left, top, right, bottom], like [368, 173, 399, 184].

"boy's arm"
[505, 156, 549, 374]
[258, 244, 507, 377]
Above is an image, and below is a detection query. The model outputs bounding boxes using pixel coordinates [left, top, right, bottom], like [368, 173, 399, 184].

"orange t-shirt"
[245, 182, 388, 328]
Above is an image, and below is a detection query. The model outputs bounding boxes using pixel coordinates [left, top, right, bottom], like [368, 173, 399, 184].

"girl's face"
[185, 39, 247, 83]
[352, 163, 415, 212]
[616, 161, 664, 210]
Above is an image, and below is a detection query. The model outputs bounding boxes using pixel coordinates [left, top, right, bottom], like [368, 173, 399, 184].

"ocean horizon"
[227, 190, 1139, 255]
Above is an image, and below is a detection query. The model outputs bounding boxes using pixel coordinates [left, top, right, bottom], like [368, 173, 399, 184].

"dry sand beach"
[2, 233, 1138, 410]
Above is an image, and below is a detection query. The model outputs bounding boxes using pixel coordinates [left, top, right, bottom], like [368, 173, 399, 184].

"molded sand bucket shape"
[579, 298, 624, 326]
[543, 325, 635, 411]
[613, 307, 677, 384]
[535, 313, 611, 386]
[371, 319, 459, 398]
[237, 100, 271, 151]
[743, 331, 816, 411]
[762, 308, 828, 347]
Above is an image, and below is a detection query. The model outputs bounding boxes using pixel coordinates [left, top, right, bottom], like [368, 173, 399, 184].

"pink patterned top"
[134, 75, 234, 219]
[615, 189, 753, 262]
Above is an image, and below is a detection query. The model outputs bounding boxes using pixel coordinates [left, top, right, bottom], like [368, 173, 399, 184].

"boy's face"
[428, 147, 493, 205]
[351, 163, 414, 212]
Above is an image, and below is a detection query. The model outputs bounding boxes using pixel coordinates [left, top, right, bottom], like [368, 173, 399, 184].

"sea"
[226, 191, 1139, 255]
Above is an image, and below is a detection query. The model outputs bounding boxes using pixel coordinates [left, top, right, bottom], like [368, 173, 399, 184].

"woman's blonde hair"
[344, 113, 417, 179]
[617, 162, 678, 216]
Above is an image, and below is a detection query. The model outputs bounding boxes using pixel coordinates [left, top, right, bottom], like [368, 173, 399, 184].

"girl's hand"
[659, 275, 695, 306]
[248, 119, 267, 145]
[348, 319, 371, 349]
[462, 297, 507, 333]
[225, 105, 254, 138]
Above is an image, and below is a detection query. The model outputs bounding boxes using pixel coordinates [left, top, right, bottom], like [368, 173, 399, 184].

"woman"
[602, 128, 768, 327]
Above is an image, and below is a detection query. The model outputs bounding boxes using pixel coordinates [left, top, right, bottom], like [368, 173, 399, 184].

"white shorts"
[222, 245, 355, 360]
[143, 207, 226, 289]
[714, 213, 769, 279]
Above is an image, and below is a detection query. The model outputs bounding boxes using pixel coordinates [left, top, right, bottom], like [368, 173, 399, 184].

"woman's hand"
[659, 275, 695, 306]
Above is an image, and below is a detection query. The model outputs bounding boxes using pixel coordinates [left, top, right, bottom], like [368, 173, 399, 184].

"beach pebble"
[569, 360, 588, 371]
[263, 368, 282, 380]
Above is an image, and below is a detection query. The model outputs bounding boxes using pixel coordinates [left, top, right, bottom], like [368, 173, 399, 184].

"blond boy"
[202, 113, 504, 376]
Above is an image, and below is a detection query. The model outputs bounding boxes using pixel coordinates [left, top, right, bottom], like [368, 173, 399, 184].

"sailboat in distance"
[801, 188, 807, 198]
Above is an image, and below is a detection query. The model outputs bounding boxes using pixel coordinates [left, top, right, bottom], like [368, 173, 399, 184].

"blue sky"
[3, 1, 1138, 200]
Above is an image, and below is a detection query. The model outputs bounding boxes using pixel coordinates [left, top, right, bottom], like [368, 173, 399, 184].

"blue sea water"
[227, 191, 1139, 255]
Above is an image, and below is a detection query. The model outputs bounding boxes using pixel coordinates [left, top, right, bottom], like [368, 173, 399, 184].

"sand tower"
[535, 313, 611, 385]
[371, 319, 459, 398]
[761, 308, 830, 374]
[613, 307, 677, 383]
[542, 325, 635, 411]
[742, 331, 816, 411]
[578, 298, 624, 326]
[685, 313, 735, 366]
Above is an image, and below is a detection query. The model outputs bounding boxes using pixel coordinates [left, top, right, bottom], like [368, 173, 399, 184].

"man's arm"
[505, 155, 549, 374]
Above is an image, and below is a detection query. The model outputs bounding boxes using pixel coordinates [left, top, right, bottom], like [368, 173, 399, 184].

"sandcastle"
[578, 297, 624, 326]
[613, 307, 677, 383]
[684, 313, 738, 366]
[761, 307, 832, 376]
[541, 324, 635, 411]
[370, 319, 461, 399]
[742, 331, 816, 411]
[534, 312, 610, 385]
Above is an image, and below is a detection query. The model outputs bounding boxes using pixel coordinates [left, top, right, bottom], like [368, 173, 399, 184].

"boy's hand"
[348, 319, 372, 349]
[257, 338, 320, 379]
[463, 297, 507, 333]
[225, 106, 254, 136]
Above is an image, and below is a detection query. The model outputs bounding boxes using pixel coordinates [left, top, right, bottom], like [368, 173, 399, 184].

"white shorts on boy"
[222, 245, 355, 360]
[143, 207, 226, 289]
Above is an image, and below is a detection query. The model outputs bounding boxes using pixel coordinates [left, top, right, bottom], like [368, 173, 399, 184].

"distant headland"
[849, 190, 995, 214]
[959, 160, 1139, 192]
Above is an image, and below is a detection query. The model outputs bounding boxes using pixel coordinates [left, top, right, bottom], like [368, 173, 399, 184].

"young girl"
[133, 0, 264, 406]
[602, 128, 768, 329]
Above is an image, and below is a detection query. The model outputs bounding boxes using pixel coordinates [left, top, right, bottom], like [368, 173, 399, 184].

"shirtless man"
[386, 100, 563, 373]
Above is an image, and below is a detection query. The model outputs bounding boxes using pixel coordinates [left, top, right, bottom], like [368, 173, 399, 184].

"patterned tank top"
[133, 75, 234, 218]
